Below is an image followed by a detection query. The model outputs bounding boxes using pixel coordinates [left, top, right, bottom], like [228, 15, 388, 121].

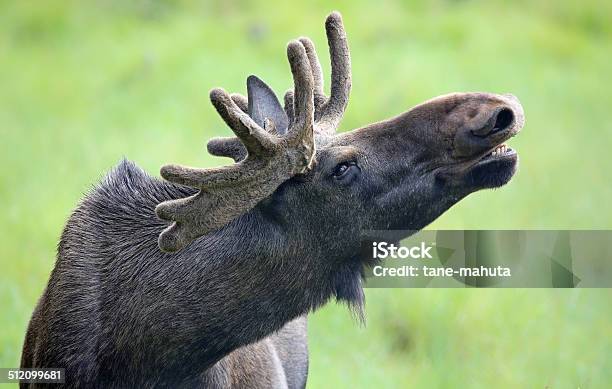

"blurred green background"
[1, 1, 611, 388]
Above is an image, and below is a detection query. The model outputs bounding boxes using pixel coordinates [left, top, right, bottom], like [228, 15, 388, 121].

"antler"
[208, 12, 351, 162]
[155, 41, 315, 253]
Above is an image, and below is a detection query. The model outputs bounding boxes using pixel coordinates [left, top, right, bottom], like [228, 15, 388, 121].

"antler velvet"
[155, 12, 351, 252]
[209, 12, 351, 161]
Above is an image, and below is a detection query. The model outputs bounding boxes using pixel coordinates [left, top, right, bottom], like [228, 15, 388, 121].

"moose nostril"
[493, 108, 514, 132]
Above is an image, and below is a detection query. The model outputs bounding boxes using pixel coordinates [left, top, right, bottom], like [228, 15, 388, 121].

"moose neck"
[117, 199, 361, 384]
[202, 206, 365, 321]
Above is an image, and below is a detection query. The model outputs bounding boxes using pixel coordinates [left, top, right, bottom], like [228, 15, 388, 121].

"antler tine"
[298, 37, 325, 104]
[284, 90, 295, 123]
[207, 137, 246, 162]
[209, 88, 278, 155]
[230, 93, 249, 113]
[205, 93, 249, 161]
[287, 41, 314, 132]
[319, 11, 351, 132]
[285, 41, 316, 171]
[283, 12, 351, 134]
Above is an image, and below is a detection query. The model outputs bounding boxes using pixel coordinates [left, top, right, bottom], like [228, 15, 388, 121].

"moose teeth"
[490, 144, 507, 156]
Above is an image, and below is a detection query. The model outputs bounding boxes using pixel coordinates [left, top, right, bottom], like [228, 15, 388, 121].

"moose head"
[155, 12, 524, 257]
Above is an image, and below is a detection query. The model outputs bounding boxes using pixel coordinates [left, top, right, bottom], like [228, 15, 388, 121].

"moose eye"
[333, 161, 358, 179]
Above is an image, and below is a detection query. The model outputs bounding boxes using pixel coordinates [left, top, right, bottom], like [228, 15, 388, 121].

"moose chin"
[21, 11, 524, 389]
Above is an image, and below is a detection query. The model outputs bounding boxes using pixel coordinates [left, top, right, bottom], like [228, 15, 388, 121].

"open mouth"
[478, 143, 517, 164]
[468, 141, 519, 189]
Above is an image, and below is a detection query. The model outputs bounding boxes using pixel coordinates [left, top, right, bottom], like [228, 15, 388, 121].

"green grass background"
[1, 1, 611, 387]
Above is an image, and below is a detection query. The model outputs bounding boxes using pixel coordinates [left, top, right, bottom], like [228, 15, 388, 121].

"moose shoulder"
[21, 11, 524, 389]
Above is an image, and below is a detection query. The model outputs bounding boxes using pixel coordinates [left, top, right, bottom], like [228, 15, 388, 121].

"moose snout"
[450, 93, 524, 159]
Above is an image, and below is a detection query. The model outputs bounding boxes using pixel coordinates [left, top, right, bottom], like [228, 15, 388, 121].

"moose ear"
[247, 75, 289, 134]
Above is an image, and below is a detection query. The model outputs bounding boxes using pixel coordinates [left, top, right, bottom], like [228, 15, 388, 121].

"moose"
[21, 11, 524, 388]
